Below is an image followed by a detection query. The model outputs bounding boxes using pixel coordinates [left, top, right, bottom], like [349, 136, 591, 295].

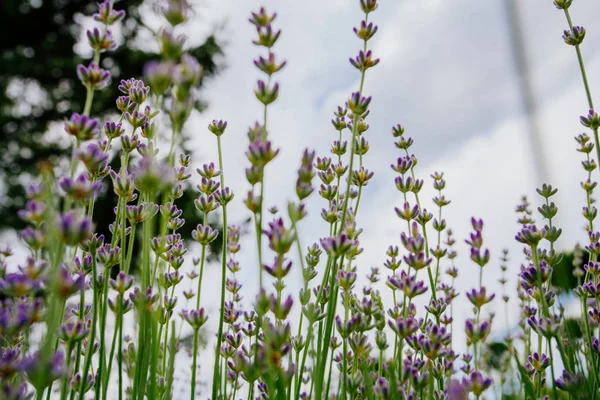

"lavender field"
[1, 0, 600, 399]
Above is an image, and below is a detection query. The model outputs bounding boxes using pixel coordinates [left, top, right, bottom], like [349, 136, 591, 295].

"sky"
[5, 0, 600, 396]
[181, 0, 600, 320]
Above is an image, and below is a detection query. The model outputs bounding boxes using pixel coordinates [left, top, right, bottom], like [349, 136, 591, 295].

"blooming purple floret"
[462, 371, 492, 396]
[59, 173, 102, 202]
[93, 0, 126, 25]
[17, 200, 46, 224]
[77, 62, 111, 90]
[263, 218, 294, 255]
[64, 113, 100, 141]
[56, 211, 93, 246]
[87, 27, 117, 53]
[173, 54, 202, 87]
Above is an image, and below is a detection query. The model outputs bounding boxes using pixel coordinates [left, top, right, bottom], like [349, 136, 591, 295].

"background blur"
[2, 0, 600, 395]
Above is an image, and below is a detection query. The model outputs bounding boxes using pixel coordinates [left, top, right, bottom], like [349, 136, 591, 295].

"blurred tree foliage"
[0, 0, 223, 258]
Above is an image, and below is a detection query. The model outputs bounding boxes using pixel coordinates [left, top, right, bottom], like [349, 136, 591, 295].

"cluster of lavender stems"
[3, 0, 600, 399]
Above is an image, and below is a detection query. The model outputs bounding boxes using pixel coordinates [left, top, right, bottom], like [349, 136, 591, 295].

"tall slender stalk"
[211, 134, 229, 400]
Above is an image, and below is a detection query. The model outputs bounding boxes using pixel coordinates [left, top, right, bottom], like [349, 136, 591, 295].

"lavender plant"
[2, 0, 600, 399]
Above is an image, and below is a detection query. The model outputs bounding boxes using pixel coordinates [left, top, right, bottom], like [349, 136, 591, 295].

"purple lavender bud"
[182, 308, 208, 330]
[527, 352, 550, 372]
[126, 202, 159, 224]
[20, 226, 47, 251]
[390, 271, 427, 299]
[470, 247, 490, 268]
[19, 257, 48, 280]
[58, 319, 89, 343]
[59, 173, 102, 202]
[57, 211, 93, 246]
[97, 244, 121, 269]
[173, 54, 202, 88]
[320, 234, 353, 258]
[194, 193, 220, 215]
[520, 263, 551, 290]
[191, 224, 219, 245]
[337, 269, 357, 290]
[447, 379, 468, 400]
[463, 371, 492, 396]
[268, 294, 293, 320]
[581, 109, 600, 131]
[315, 156, 332, 172]
[64, 113, 100, 141]
[263, 256, 292, 279]
[103, 121, 124, 139]
[208, 119, 228, 136]
[249, 8, 276, 27]
[388, 315, 419, 339]
[391, 155, 414, 175]
[349, 49, 380, 71]
[116, 95, 136, 113]
[76, 143, 109, 178]
[197, 176, 221, 195]
[159, 28, 187, 60]
[131, 154, 176, 194]
[93, 0, 125, 25]
[71, 372, 94, 394]
[109, 271, 134, 294]
[144, 60, 174, 96]
[466, 287, 495, 309]
[515, 224, 545, 246]
[254, 53, 286, 76]
[254, 80, 279, 105]
[354, 20, 378, 41]
[22, 351, 65, 390]
[556, 370, 585, 393]
[252, 24, 281, 48]
[17, 200, 46, 224]
[403, 252, 432, 271]
[162, 0, 190, 26]
[394, 202, 420, 221]
[124, 110, 148, 129]
[87, 27, 117, 53]
[56, 267, 85, 299]
[465, 318, 491, 345]
[196, 162, 221, 179]
[528, 315, 559, 338]
[553, 0, 572, 9]
[359, 0, 378, 14]
[264, 218, 294, 255]
[0, 273, 40, 297]
[347, 91, 371, 115]
[127, 79, 150, 104]
[76, 63, 111, 90]
[0, 348, 22, 380]
[563, 26, 586, 46]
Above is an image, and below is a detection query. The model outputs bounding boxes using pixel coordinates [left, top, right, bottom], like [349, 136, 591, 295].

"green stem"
[79, 255, 98, 399]
[118, 307, 124, 400]
[103, 306, 121, 400]
[211, 135, 229, 400]
[191, 329, 200, 400]
[195, 243, 207, 309]
[59, 342, 75, 400]
[294, 325, 313, 400]
[548, 337, 558, 400]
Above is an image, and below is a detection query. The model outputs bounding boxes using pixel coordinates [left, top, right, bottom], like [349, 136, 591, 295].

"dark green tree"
[0, 0, 223, 255]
